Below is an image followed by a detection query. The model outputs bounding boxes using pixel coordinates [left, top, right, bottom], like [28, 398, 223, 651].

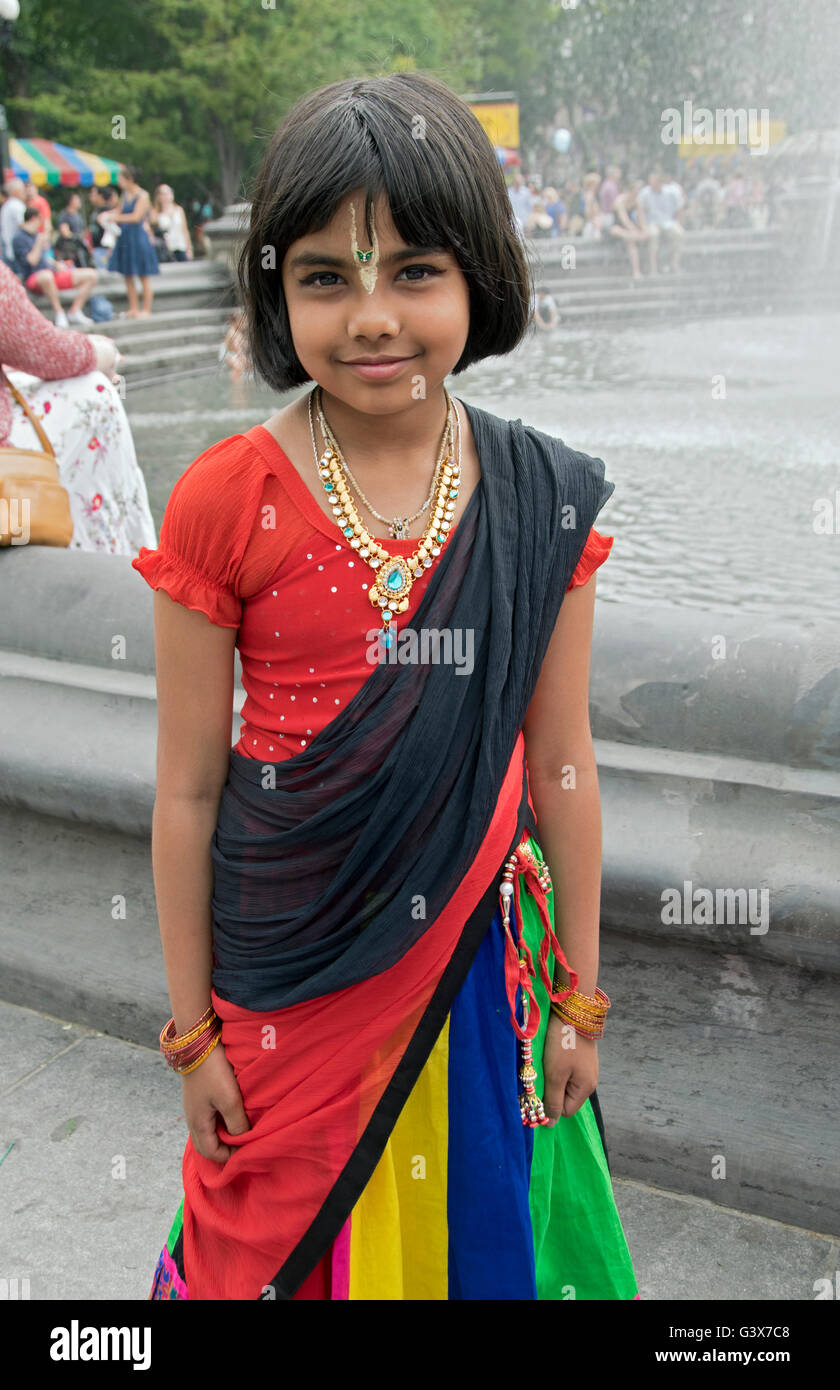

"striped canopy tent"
[7, 137, 122, 187]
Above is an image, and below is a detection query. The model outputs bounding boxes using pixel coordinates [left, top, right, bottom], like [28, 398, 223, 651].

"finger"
[561, 1081, 589, 1119]
[192, 1117, 231, 1164]
[543, 1081, 568, 1127]
[219, 1095, 251, 1137]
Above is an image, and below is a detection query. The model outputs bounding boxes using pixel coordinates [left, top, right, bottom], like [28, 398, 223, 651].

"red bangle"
[160, 1020, 222, 1072]
[166, 1029, 222, 1075]
[160, 1005, 221, 1072]
[160, 1005, 217, 1051]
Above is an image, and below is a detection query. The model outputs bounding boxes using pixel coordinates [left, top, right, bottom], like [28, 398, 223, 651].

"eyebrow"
[289, 245, 448, 271]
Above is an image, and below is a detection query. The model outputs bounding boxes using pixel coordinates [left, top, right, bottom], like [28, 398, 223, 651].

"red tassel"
[498, 832, 579, 1128]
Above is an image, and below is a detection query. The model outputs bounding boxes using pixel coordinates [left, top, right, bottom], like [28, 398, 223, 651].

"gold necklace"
[316, 393, 449, 541]
[329, 434, 443, 541]
[307, 385, 462, 649]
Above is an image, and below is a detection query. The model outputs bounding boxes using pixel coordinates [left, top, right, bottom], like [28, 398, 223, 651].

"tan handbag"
[0, 369, 74, 547]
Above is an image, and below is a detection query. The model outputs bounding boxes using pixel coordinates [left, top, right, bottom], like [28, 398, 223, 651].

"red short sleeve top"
[132, 427, 614, 762]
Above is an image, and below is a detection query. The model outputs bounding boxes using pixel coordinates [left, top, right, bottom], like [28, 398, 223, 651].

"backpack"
[87, 294, 114, 322]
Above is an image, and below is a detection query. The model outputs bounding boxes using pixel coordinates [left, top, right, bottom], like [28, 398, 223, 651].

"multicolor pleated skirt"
[150, 832, 639, 1300]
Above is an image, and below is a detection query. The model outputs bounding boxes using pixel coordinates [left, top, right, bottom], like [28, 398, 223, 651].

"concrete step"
[90, 305, 232, 339]
[52, 307, 233, 376]
[533, 250, 782, 279]
[37, 260, 235, 315]
[540, 272, 784, 298]
[0, 555, 835, 969]
[596, 928, 840, 1237]
[549, 291, 840, 323]
[119, 342, 224, 379]
[109, 321, 227, 352]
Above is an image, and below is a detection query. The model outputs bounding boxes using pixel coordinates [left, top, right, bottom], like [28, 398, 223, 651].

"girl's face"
[281, 189, 470, 414]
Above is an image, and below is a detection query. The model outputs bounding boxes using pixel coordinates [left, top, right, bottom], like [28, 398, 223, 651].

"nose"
[344, 286, 402, 343]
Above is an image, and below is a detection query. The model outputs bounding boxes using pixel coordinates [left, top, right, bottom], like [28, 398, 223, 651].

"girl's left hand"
[542, 1014, 599, 1126]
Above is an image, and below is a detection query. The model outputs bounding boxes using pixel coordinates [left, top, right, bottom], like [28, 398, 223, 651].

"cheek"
[413, 284, 470, 338]
[284, 296, 330, 355]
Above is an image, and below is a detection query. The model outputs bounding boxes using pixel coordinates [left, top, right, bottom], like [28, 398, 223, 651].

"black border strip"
[265, 756, 535, 1299]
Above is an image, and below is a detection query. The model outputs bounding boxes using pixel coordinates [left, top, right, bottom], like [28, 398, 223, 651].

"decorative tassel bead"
[518, 1038, 549, 1127]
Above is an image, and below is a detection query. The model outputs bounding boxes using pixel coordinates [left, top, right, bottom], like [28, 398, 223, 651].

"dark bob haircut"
[236, 72, 534, 393]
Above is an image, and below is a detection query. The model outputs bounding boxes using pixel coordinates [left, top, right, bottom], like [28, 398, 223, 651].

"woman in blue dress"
[105, 164, 159, 318]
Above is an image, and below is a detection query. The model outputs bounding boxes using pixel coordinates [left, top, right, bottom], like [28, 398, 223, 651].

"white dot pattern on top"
[233, 526, 437, 764]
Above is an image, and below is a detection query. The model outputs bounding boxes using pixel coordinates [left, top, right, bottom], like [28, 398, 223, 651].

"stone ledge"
[0, 549, 837, 961]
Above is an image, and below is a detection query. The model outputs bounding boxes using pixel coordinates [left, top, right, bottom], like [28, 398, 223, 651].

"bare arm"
[522, 571, 603, 1121]
[180, 206, 194, 258]
[0, 260, 96, 379]
[24, 232, 49, 267]
[115, 191, 150, 224]
[613, 195, 634, 231]
[152, 588, 236, 1031]
[151, 588, 249, 1160]
[522, 573, 601, 997]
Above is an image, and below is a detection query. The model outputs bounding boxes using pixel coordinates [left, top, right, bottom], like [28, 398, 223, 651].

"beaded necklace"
[307, 385, 462, 649]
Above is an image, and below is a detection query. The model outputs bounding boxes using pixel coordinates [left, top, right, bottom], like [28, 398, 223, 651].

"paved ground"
[1, 998, 837, 1302]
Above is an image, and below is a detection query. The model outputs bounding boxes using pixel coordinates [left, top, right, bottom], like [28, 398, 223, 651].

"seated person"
[11, 207, 98, 327]
[531, 287, 559, 330]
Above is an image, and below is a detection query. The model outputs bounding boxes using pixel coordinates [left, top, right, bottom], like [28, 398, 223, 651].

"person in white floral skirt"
[0, 261, 157, 554]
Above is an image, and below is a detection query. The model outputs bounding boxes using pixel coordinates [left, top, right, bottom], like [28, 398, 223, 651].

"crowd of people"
[511, 160, 774, 288]
[0, 166, 197, 322]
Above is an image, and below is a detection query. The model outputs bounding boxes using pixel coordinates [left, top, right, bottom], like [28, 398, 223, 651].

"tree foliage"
[1, 0, 834, 210]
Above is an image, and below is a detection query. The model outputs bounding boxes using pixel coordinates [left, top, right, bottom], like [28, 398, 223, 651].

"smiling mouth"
[342, 355, 417, 365]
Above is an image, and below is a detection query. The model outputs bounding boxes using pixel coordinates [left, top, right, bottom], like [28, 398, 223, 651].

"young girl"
[133, 71, 639, 1302]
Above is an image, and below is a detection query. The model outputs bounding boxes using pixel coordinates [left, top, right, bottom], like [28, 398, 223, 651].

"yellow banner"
[469, 102, 520, 150]
[679, 119, 786, 158]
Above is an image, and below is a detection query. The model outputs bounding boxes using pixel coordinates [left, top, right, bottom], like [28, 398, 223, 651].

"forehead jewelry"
[308, 386, 462, 651]
[349, 202, 380, 293]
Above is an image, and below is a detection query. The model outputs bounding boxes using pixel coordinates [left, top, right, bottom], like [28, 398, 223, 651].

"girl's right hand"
[181, 1041, 251, 1163]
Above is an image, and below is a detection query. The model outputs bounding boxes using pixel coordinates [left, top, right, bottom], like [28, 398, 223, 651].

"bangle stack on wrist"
[550, 970, 611, 1039]
[159, 1004, 221, 1074]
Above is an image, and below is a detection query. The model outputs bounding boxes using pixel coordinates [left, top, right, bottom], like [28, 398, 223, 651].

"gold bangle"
[549, 1006, 605, 1039]
[174, 1030, 222, 1075]
[552, 1011, 604, 1030]
[551, 984, 611, 1014]
[159, 1005, 218, 1051]
[557, 999, 608, 1019]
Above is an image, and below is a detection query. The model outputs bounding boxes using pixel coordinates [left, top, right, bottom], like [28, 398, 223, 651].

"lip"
[341, 355, 417, 381]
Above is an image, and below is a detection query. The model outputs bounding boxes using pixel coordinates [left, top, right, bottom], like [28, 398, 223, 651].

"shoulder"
[518, 418, 614, 514]
[464, 402, 615, 530]
[154, 432, 275, 572]
[132, 433, 274, 625]
[163, 431, 272, 536]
